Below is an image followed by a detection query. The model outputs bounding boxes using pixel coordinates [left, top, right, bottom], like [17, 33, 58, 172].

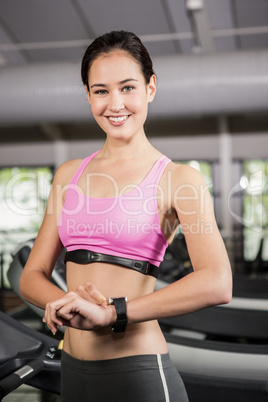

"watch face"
[108, 297, 128, 305]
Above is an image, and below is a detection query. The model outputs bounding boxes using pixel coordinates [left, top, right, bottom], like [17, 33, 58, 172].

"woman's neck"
[99, 133, 156, 161]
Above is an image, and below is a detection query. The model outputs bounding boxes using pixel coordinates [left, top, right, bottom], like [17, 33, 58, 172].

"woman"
[20, 31, 232, 401]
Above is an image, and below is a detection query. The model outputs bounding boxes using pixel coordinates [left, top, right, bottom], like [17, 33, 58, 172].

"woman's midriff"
[62, 261, 168, 360]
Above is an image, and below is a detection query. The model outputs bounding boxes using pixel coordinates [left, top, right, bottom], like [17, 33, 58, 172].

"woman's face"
[86, 50, 156, 140]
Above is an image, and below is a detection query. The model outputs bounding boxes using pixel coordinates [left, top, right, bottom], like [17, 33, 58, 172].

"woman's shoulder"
[53, 158, 84, 187]
[166, 161, 207, 187]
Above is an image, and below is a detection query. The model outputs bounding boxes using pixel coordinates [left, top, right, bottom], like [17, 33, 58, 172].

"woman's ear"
[85, 85, 91, 104]
[147, 74, 157, 103]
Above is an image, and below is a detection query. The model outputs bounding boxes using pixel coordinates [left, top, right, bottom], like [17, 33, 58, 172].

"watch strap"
[112, 297, 128, 333]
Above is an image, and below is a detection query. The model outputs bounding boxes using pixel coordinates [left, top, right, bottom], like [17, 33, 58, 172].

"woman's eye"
[122, 85, 134, 92]
[94, 89, 108, 95]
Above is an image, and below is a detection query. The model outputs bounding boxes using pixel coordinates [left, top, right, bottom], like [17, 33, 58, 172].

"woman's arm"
[127, 164, 232, 323]
[19, 162, 73, 310]
[20, 160, 108, 333]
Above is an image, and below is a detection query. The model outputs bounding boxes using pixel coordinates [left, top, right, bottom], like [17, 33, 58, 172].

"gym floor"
[3, 385, 61, 402]
[3, 385, 41, 402]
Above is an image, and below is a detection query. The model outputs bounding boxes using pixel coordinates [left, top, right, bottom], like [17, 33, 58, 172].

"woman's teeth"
[108, 116, 128, 122]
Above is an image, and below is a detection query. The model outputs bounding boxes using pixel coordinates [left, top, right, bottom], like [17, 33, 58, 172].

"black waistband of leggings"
[64, 249, 159, 278]
[61, 350, 172, 372]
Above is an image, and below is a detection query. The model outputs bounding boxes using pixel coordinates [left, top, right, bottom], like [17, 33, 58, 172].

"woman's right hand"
[75, 281, 108, 308]
[43, 282, 110, 334]
[44, 290, 114, 334]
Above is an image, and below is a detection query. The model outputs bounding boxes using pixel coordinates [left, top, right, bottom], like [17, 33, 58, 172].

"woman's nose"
[108, 93, 125, 113]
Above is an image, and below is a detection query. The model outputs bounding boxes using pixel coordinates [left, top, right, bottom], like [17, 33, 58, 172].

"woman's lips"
[105, 115, 130, 125]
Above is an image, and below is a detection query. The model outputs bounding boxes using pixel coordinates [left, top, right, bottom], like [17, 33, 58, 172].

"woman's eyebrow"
[90, 78, 138, 89]
[119, 78, 138, 84]
[90, 83, 106, 89]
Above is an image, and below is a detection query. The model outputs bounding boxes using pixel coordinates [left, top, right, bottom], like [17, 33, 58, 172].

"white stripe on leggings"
[157, 354, 170, 402]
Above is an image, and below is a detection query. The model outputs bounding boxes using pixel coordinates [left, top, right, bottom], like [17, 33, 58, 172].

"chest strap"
[64, 249, 158, 278]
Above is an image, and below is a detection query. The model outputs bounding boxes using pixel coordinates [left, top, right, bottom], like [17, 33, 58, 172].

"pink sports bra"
[58, 150, 171, 267]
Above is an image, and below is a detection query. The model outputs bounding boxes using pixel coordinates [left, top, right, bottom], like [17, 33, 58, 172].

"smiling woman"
[19, 30, 232, 402]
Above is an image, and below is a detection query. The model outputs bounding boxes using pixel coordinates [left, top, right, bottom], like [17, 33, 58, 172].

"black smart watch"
[108, 297, 128, 333]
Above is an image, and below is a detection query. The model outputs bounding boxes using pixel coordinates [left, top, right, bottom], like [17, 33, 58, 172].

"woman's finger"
[97, 296, 108, 308]
[76, 282, 108, 308]
[44, 292, 76, 334]
[57, 309, 76, 321]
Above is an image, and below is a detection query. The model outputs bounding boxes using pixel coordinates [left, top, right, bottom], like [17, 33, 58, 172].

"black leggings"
[61, 351, 189, 402]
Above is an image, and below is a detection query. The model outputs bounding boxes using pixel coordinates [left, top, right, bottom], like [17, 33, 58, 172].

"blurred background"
[0, 0, 268, 400]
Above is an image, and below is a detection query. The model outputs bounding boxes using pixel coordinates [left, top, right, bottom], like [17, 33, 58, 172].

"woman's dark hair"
[81, 30, 155, 90]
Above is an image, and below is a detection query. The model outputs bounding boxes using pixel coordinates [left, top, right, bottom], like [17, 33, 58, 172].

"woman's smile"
[106, 114, 130, 126]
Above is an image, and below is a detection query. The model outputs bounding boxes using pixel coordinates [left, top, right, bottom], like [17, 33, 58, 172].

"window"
[0, 166, 53, 288]
[242, 160, 268, 272]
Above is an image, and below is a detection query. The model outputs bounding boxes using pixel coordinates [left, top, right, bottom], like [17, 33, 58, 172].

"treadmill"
[0, 310, 61, 400]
